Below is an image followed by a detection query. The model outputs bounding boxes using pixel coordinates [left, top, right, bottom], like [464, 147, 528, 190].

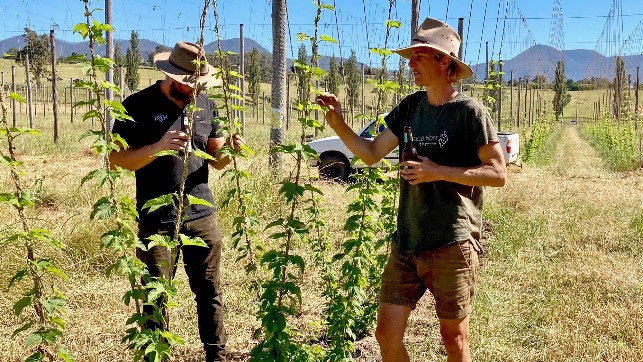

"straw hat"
[393, 18, 473, 80]
[153, 41, 222, 89]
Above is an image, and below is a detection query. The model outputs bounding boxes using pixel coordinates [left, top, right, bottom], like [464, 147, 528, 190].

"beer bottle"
[181, 110, 192, 154]
[401, 126, 418, 169]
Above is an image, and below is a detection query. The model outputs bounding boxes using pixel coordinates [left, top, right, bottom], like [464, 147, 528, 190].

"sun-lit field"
[1, 81, 642, 362]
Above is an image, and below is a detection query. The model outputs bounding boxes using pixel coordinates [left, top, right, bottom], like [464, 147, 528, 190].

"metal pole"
[50, 29, 60, 143]
[240, 24, 245, 137]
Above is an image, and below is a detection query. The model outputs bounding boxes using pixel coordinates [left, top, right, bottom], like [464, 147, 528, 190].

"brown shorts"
[379, 239, 481, 320]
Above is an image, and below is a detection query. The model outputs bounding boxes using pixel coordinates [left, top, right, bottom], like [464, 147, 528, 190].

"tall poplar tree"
[553, 60, 570, 122]
[345, 50, 360, 111]
[125, 31, 140, 92]
[327, 55, 341, 95]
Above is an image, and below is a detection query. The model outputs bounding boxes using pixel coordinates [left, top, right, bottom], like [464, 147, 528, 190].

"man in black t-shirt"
[318, 19, 507, 362]
[109, 42, 243, 362]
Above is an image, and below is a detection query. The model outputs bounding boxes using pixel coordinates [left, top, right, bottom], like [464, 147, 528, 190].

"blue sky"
[1, 0, 641, 67]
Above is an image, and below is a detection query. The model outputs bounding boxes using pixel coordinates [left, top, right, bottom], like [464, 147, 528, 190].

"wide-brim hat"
[393, 18, 473, 80]
[154, 41, 222, 89]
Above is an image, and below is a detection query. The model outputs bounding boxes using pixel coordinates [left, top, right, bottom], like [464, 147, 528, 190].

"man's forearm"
[109, 144, 160, 171]
[329, 117, 380, 165]
[437, 162, 507, 187]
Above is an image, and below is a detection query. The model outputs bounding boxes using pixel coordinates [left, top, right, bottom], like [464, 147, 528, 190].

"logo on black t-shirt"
[154, 113, 168, 123]
[438, 131, 448, 148]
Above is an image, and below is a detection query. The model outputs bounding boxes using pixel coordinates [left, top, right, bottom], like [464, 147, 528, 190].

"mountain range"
[471, 44, 643, 82]
[2, 35, 641, 81]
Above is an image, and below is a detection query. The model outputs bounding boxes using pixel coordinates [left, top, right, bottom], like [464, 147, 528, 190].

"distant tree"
[327, 55, 341, 95]
[532, 74, 548, 89]
[125, 31, 141, 92]
[552, 61, 570, 122]
[147, 44, 171, 66]
[566, 78, 580, 91]
[296, 44, 308, 100]
[3, 47, 19, 59]
[247, 47, 261, 109]
[613, 56, 626, 120]
[113, 43, 124, 87]
[16, 27, 50, 89]
[397, 57, 408, 94]
[345, 50, 360, 111]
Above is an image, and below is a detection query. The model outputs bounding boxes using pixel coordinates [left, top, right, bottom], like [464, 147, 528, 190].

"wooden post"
[50, 29, 60, 143]
[497, 61, 503, 131]
[119, 66, 125, 101]
[70, 78, 75, 124]
[361, 63, 365, 116]
[25, 53, 34, 128]
[286, 73, 290, 130]
[11, 66, 17, 127]
[524, 79, 529, 126]
[516, 78, 521, 128]
[240, 24, 246, 136]
[458, 18, 464, 92]
[636, 67, 639, 131]
[510, 71, 513, 128]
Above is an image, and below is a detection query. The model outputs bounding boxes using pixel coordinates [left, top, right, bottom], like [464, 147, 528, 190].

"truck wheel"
[319, 155, 349, 181]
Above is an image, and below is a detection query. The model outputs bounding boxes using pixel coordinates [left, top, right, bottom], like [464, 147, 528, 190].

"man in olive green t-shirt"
[317, 18, 507, 362]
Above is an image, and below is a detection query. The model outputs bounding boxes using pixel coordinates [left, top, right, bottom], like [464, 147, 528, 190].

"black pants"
[137, 213, 227, 361]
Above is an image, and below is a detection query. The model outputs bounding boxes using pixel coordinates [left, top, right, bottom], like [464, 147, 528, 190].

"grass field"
[1, 97, 642, 361]
[1, 58, 642, 361]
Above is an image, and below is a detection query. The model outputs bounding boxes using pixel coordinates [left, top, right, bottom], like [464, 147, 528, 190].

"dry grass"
[1, 109, 642, 362]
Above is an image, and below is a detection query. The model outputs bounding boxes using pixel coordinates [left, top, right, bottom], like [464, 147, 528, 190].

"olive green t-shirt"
[384, 91, 498, 253]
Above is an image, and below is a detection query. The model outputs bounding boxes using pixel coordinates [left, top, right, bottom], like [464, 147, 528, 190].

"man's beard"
[170, 82, 192, 103]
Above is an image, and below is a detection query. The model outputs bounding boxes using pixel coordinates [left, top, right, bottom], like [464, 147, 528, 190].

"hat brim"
[393, 43, 473, 80]
[154, 52, 222, 89]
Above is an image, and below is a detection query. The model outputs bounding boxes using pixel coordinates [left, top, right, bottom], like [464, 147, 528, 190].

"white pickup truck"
[308, 119, 519, 181]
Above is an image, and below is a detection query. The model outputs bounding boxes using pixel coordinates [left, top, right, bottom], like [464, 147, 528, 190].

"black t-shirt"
[113, 81, 221, 227]
[385, 91, 498, 252]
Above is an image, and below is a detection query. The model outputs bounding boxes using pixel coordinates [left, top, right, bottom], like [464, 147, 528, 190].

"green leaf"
[385, 20, 403, 29]
[73, 23, 90, 38]
[142, 194, 175, 213]
[193, 149, 215, 161]
[154, 150, 179, 158]
[186, 195, 213, 208]
[25, 351, 44, 362]
[145, 281, 167, 303]
[9, 93, 27, 103]
[180, 234, 208, 248]
[90, 197, 117, 220]
[59, 348, 75, 362]
[11, 321, 33, 338]
[296, 32, 311, 42]
[320, 35, 338, 44]
[14, 295, 32, 316]
[8, 269, 28, 289]
[146, 234, 173, 249]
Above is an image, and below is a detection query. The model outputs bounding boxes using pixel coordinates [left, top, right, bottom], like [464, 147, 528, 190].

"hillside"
[471, 44, 643, 81]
